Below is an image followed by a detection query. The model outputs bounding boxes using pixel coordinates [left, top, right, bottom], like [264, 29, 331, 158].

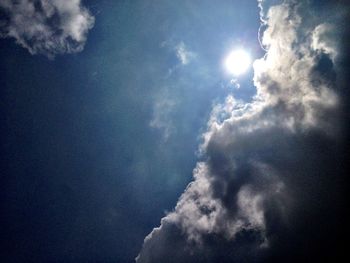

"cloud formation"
[149, 92, 177, 141]
[0, 0, 94, 57]
[149, 41, 197, 140]
[137, 0, 348, 262]
[176, 42, 196, 65]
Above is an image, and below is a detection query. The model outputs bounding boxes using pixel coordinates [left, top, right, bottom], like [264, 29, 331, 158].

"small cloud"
[175, 42, 196, 65]
[149, 93, 176, 141]
[0, 0, 95, 58]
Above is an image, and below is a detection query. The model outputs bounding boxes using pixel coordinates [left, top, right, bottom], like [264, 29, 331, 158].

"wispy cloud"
[149, 41, 197, 140]
[137, 0, 346, 262]
[0, 0, 95, 57]
[175, 42, 196, 65]
[149, 92, 177, 141]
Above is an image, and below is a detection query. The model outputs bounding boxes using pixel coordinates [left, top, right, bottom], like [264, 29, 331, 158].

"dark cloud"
[136, 0, 349, 262]
[0, 0, 94, 57]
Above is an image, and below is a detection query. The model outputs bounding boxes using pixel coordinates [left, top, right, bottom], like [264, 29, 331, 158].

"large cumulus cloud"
[136, 0, 348, 262]
[0, 0, 94, 57]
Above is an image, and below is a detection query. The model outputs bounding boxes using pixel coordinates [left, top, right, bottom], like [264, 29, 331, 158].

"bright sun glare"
[225, 49, 251, 76]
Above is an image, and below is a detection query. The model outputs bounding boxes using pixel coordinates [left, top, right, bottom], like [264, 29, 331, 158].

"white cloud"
[149, 93, 177, 141]
[136, 1, 345, 262]
[175, 42, 196, 65]
[312, 23, 338, 60]
[0, 0, 95, 57]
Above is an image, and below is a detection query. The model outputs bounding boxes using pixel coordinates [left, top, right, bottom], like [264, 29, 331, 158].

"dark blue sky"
[0, 0, 263, 262]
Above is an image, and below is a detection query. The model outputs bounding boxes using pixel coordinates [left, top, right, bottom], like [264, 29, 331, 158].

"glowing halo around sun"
[225, 49, 251, 76]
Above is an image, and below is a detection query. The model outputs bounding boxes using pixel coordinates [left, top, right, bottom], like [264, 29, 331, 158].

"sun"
[225, 49, 251, 76]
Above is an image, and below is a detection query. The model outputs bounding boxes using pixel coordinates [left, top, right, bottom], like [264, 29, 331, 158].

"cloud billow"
[0, 0, 95, 57]
[136, 1, 348, 262]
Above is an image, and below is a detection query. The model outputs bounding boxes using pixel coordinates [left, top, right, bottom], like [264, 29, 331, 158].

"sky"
[0, 0, 349, 262]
